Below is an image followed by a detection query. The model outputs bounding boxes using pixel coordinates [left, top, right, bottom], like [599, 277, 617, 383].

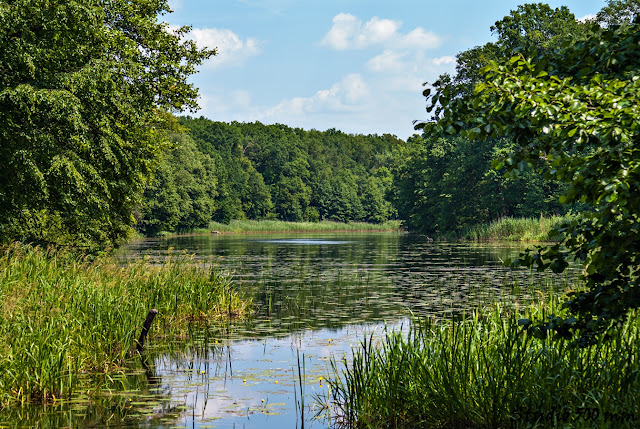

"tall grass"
[0, 244, 251, 407]
[463, 215, 577, 242]
[204, 219, 403, 234]
[328, 300, 640, 428]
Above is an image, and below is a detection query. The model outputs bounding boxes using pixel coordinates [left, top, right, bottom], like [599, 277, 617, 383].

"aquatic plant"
[204, 219, 403, 234]
[462, 215, 577, 242]
[0, 244, 250, 407]
[328, 300, 640, 428]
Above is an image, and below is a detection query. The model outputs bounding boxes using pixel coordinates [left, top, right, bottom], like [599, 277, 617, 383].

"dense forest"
[135, 119, 407, 235]
[136, 115, 571, 237]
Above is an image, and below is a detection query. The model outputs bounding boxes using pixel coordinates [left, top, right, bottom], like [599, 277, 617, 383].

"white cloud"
[167, 0, 183, 11]
[264, 74, 370, 118]
[432, 56, 455, 66]
[366, 50, 409, 73]
[358, 16, 401, 46]
[578, 14, 597, 22]
[169, 26, 262, 68]
[320, 13, 364, 50]
[399, 28, 441, 49]
[231, 90, 252, 109]
[321, 13, 440, 51]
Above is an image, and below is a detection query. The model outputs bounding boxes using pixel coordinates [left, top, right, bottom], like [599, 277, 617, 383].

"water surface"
[7, 232, 568, 428]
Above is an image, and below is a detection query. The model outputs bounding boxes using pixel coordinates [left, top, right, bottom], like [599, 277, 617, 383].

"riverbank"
[327, 291, 640, 428]
[462, 214, 576, 242]
[0, 244, 251, 407]
[161, 219, 403, 235]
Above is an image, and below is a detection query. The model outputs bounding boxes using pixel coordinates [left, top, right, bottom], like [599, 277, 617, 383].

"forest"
[135, 2, 590, 238]
[136, 118, 406, 235]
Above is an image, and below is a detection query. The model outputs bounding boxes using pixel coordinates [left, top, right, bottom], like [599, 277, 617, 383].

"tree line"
[136, 118, 407, 235]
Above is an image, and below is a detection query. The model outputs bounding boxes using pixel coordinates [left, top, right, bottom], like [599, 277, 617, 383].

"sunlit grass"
[201, 219, 403, 234]
[0, 244, 251, 407]
[462, 214, 578, 242]
[327, 292, 640, 428]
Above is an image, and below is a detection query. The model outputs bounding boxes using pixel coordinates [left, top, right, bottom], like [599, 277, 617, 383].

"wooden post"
[136, 309, 158, 353]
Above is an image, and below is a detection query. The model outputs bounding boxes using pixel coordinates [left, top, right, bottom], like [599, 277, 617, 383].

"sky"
[165, 0, 606, 140]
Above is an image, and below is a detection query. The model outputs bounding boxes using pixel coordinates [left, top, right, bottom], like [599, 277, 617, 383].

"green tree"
[137, 156, 181, 236]
[137, 132, 217, 235]
[490, 3, 583, 54]
[0, 0, 213, 248]
[240, 158, 274, 219]
[597, 0, 640, 27]
[419, 19, 640, 344]
[435, 3, 585, 105]
[398, 3, 585, 236]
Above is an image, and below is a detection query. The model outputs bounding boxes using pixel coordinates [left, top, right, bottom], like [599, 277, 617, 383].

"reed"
[205, 219, 403, 234]
[463, 215, 577, 242]
[328, 296, 640, 428]
[0, 244, 251, 407]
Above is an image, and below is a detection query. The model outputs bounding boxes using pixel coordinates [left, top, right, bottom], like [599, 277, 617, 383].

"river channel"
[7, 232, 572, 428]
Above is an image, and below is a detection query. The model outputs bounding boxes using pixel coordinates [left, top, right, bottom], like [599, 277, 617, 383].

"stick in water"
[137, 309, 158, 353]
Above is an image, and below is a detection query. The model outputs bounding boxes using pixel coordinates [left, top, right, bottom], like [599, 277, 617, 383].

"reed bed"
[205, 219, 403, 234]
[0, 244, 250, 407]
[463, 215, 576, 242]
[328, 299, 640, 428]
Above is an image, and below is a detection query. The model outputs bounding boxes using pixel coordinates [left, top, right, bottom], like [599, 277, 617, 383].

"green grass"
[199, 219, 403, 234]
[462, 215, 578, 242]
[327, 294, 640, 428]
[0, 244, 251, 407]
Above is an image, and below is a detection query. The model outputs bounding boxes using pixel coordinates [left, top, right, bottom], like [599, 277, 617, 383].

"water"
[7, 232, 568, 428]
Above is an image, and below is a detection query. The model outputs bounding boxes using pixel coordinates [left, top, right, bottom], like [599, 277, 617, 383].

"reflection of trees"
[123, 233, 575, 338]
[0, 353, 184, 428]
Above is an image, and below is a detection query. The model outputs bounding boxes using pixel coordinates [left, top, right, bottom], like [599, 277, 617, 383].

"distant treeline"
[136, 116, 575, 237]
[136, 118, 407, 235]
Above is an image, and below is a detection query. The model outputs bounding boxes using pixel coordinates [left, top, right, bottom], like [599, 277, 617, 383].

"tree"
[434, 3, 585, 105]
[418, 19, 640, 344]
[597, 0, 640, 27]
[0, 0, 213, 249]
[490, 3, 583, 55]
[396, 3, 583, 236]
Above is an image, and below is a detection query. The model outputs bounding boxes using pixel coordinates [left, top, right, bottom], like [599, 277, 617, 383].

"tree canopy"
[418, 14, 640, 344]
[154, 117, 404, 229]
[396, 3, 582, 236]
[0, 0, 213, 249]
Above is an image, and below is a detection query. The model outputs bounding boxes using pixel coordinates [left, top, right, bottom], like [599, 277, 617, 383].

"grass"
[462, 214, 578, 242]
[0, 244, 251, 407]
[179, 219, 403, 235]
[327, 295, 640, 428]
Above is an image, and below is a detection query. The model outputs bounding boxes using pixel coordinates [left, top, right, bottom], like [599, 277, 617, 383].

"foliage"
[393, 135, 569, 235]
[597, 0, 640, 27]
[206, 219, 402, 234]
[441, 3, 586, 101]
[419, 18, 640, 343]
[138, 133, 217, 235]
[396, 3, 584, 237]
[0, 0, 213, 249]
[170, 118, 405, 228]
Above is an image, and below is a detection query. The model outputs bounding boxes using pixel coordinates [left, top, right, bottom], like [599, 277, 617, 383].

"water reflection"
[8, 233, 576, 428]
[124, 233, 565, 336]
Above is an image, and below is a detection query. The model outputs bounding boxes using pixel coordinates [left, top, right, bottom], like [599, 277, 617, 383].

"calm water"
[8, 232, 568, 428]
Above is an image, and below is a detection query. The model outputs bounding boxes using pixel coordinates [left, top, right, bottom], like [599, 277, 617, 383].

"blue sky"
[166, 0, 606, 139]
